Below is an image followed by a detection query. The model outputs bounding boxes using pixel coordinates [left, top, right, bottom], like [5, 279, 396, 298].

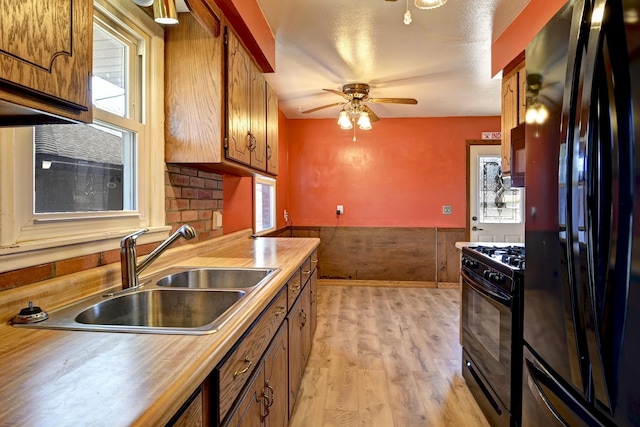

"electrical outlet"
[336, 205, 344, 215]
[284, 210, 289, 221]
[442, 205, 452, 215]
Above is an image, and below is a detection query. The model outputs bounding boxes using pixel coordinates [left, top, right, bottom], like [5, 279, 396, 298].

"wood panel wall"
[267, 227, 464, 284]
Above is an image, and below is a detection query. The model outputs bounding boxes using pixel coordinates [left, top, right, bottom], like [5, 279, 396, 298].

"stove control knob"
[492, 274, 505, 285]
[462, 258, 477, 269]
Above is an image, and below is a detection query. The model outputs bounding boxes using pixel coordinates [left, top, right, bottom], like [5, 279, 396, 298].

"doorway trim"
[465, 139, 501, 241]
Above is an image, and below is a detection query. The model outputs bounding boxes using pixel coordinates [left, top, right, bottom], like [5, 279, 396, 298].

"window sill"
[0, 226, 171, 273]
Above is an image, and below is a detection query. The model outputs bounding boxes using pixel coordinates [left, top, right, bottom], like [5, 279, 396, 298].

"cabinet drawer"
[301, 257, 312, 285]
[216, 288, 287, 422]
[287, 268, 302, 310]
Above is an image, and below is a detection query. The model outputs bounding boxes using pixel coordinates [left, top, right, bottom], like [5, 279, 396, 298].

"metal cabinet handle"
[267, 144, 273, 160]
[274, 306, 286, 316]
[302, 269, 311, 275]
[290, 284, 301, 292]
[233, 356, 252, 377]
[300, 309, 307, 328]
[311, 258, 318, 263]
[265, 382, 275, 408]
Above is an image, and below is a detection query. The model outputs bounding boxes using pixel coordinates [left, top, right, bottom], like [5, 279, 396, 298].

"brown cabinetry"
[165, 12, 224, 164]
[0, 0, 93, 124]
[287, 283, 311, 416]
[164, 13, 278, 176]
[223, 322, 288, 427]
[215, 288, 287, 424]
[500, 59, 526, 176]
[266, 84, 279, 175]
[226, 29, 271, 172]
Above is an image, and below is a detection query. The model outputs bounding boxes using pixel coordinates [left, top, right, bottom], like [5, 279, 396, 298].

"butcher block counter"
[0, 230, 320, 426]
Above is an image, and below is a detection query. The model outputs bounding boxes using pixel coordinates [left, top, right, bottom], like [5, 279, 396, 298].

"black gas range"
[460, 244, 525, 427]
[461, 245, 525, 294]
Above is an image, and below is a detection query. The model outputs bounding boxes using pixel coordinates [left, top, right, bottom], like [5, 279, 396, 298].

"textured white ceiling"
[177, 0, 530, 119]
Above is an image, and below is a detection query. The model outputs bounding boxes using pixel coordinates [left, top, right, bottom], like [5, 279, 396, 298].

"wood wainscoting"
[267, 227, 464, 286]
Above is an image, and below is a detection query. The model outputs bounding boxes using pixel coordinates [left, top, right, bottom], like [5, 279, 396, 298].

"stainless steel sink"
[13, 266, 280, 335]
[154, 267, 276, 289]
[75, 289, 246, 328]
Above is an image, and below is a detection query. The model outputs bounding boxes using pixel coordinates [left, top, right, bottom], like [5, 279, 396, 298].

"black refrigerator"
[523, 0, 640, 425]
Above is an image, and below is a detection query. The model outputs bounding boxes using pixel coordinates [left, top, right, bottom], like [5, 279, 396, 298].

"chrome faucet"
[120, 224, 197, 289]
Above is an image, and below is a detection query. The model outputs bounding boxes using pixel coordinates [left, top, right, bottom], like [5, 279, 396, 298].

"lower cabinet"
[210, 252, 318, 426]
[309, 269, 318, 335]
[287, 283, 312, 416]
[223, 322, 288, 427]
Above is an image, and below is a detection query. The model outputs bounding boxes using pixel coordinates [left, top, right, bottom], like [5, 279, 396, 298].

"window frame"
[254, 175, 277, 235]
[0, 0, 168, 273]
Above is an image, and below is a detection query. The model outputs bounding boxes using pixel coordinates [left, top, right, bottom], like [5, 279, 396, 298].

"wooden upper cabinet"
[266, 83, 279, 175]
[249, 70, 266, 171]
[0, 0, 93, 124]
[165, 12, 224, 163]
[226, 29, 253, 166]
[500, 59, 525, 176]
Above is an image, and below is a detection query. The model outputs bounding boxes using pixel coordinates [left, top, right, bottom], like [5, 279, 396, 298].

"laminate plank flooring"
[289, 284, 490, 427]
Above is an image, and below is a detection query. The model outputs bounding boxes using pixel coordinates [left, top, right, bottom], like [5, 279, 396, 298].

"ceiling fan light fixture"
[338, 110, 353, 129]
[414, 0, 448, 10]
[357, 111, 372, 130]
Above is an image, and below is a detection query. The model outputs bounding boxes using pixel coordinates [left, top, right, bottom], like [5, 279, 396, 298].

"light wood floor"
[289, 284, 490, 427]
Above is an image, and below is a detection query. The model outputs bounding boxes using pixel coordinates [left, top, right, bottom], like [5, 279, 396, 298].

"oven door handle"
[461, 271, 511, 306]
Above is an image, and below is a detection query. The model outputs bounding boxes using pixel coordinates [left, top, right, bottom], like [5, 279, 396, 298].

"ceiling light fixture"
[414, 0, 448, 10]
[337, 109, 353, 129]
[404, 0, 412, 25]
[153, 0, 179, 25]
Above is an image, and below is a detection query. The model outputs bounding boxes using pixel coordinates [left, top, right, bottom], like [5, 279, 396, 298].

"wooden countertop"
[0, 232, 319, 426]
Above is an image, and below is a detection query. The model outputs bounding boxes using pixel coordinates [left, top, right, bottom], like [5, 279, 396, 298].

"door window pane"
[478, 156, 522, 224]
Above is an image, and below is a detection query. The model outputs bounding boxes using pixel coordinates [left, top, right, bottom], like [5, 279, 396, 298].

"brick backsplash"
[0, 165, 224, 291]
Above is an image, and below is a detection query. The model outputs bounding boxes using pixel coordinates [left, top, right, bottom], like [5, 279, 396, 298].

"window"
[0, 0, 167, 272]
[254, 176, 276, 235]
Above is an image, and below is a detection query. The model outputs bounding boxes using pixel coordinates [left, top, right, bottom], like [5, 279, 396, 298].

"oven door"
[461, 269, 514, 411]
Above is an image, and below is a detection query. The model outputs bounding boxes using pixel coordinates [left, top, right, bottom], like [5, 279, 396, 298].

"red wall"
[287, 117, 500, 227]
[222, 174, 253, 233]
[276, 110, 290, 229]
[491, 0, 566, 75]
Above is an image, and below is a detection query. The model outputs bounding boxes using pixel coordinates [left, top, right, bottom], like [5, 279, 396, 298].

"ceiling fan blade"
[361, 105, 380, 122]
[323, 88, 351, 100]
[368, 97, 418, 105]
[301, 102, 344, 114]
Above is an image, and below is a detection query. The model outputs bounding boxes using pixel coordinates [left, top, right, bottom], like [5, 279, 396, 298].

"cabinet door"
[309, 269, 318, 336]
[224, 364, 265, 427]
[0, 0, 92, 121]
[288, 283, 311, 416]
[500, 69, 519, 175]
[226, 30, 252, 166]
[518, 67, 527, 124]
[266, 83, 279, 176]
[250, 69, 267, 171]
[263, 322, 288, 427]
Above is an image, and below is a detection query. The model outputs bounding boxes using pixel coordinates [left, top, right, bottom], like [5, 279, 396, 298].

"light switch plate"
[442, 205, 452, 215]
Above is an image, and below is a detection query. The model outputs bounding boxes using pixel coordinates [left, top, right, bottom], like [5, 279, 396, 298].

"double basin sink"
[16, 267, 279, 335]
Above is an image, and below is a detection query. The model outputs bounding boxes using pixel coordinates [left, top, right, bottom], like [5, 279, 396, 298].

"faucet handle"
[121, 229, 148, 248]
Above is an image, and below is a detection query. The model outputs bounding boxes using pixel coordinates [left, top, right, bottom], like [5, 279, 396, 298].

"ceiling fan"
[301, 83, 418, 125]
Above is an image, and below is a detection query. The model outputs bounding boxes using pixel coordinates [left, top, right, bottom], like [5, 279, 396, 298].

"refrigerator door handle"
[579, 0, 634, 414]
[525, 358, 608, 427]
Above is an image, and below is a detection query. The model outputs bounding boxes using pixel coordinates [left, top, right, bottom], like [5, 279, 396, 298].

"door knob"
[472, 226, 484, 231]
[472, 216, 478, 221]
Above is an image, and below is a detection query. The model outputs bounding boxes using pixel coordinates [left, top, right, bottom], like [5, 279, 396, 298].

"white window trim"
[0, 0, 168, 273]
[254, 175, 277, 236]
